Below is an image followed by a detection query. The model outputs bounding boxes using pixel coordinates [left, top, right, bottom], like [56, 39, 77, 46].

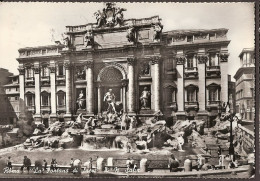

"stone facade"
[16, 5, 231, 126]
[0, 69, 19, 126]
[234, 48, 255, 121]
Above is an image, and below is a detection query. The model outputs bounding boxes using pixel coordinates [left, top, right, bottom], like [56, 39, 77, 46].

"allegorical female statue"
[140, 87, 151, 109]
[77, 90, 85, 110]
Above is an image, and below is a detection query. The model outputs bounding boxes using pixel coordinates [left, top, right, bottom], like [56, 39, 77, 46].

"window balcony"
[184, 67, 198, 79]
[57, 105, 66, 112]
[57, 75, 65, 80]
[206, 100, 221, 111]
[41, 105, 51, 113]
[185, 101, 199, 111]
[165, 102, 177, 111]
[25, 77, 35, 86]
[41, 76, 50, 86]
[56, 75, 66, 85]
[27, 105, 35, 113]
[206, 66, 221, 78]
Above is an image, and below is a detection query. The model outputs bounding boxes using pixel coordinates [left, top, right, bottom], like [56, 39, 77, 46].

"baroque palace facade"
[17, 4, 231, 125]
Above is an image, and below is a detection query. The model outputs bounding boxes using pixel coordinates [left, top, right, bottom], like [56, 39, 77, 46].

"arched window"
[207, 51, 219, 67]
[41, 91, 50, 106]
[57, 90, 66, 107]
[25, 91, 35, 107]
[185, 53, 197, 69]
[42, 66, 49, 77]
[207, 83, 220, 104]
[185, 84, 198, 102]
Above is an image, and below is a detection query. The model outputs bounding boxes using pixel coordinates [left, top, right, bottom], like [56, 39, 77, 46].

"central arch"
[96, 64, 127, 114]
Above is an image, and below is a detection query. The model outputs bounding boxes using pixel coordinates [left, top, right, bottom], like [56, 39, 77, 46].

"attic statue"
[84, 30, 94, 47]
[153, 23, 163, 42]
[126, 27, 135, 42]
[63, 34, 70, 48]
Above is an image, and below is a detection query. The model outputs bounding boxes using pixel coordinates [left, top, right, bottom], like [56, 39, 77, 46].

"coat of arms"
[94, 3, 126, 28]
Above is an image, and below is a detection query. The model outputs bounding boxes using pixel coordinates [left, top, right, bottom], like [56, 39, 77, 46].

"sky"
[0, 2, 255, 80]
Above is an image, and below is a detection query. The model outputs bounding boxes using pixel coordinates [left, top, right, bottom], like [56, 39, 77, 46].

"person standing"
[6, 156, 12, 170]
[43, 159, 48, 172]
[21, 156, 31, 174]
[217, 146, 222, 156]
[70, 158, 74, 173]
[168, 154, 180, 172]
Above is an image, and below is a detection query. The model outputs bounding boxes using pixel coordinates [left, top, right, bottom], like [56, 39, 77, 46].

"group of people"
[5, 156, 59, 174]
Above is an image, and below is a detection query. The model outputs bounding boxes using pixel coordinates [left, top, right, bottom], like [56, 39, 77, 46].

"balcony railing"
[166, 102, 177, 111]
[206, 66, 220, 71]
[41, 76, 50, 81]
[57, 75, 65, 80]
[25, 77, 35, 82]
[184, 101, 199, 111]
[185, 67, 198, 72]
[41, 105, 51, 112]
[184, 67, 198, 79]
[57, 105, 66, 112]
[208, 100, 221, 105]
[27, 105, 35, 112]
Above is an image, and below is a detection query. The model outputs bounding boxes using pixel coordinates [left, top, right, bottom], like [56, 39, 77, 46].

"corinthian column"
[18, 67, 25, 101]
[152, 56, 161, 112]
[86, 61, 94, 115]
[33, 66, 41, 123]
[197, 53, 208, 120]
[197, 54, 207, 111]
[49, 65, 57, 122]
[64, 62, 72, 120]
[175, 55, 186, 120]
[127, 57, 136, 114]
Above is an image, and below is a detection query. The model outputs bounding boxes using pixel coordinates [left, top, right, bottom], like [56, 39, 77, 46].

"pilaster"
[86, 60, 94, 116]
[49, 64, 57, 122]
[33, 65, 41, 123]
[127, 57, 136, 115]
[175, 55, 186, 120]
[64, 61, 72, 120]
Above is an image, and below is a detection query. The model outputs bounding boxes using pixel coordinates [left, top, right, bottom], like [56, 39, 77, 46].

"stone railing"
[206, 66, 220, 71]
[184, 101, 199, 111]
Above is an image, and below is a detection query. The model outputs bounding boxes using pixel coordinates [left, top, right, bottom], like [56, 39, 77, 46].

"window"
[251, 88, 254, 97]
[41, 92, 50, 106]
[57, 91, 65, 106]
[209, 89, 219, 101]
[15, 96, 19, 100]
[186, 56, 194, 68]
[165, 87, 176, 104]
[187, 36, 193, 42]
[42, 66, 49, 77]
[26, 68, 33, 78]
[16, 87, 18, 91]
[26, 94, 34, 106]
[186, 89, 197, 102]
[58, 65, 64, 76]
[208, 53, 219, 66]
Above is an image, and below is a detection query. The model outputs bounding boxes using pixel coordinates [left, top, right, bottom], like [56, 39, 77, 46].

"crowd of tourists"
[4, 153, 255, 177]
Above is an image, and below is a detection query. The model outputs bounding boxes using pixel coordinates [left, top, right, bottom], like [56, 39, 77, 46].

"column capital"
[49, 66, 56, 73]
[151, 56, 161, 65]
[121, 79, 128, 87]
[18, 67, 25, 75]
[219, 53, 229, 62]
[176, 56, 186, 65]
[197, 55, 208, 64]
[85, 61, 94, 69]
[127, 57, 136, 65]
[64, 62, 72, 70]
[33, 66, 40, 74]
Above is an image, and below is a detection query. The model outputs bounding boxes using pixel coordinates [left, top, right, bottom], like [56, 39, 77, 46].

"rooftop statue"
[94, 3, 126, 28]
